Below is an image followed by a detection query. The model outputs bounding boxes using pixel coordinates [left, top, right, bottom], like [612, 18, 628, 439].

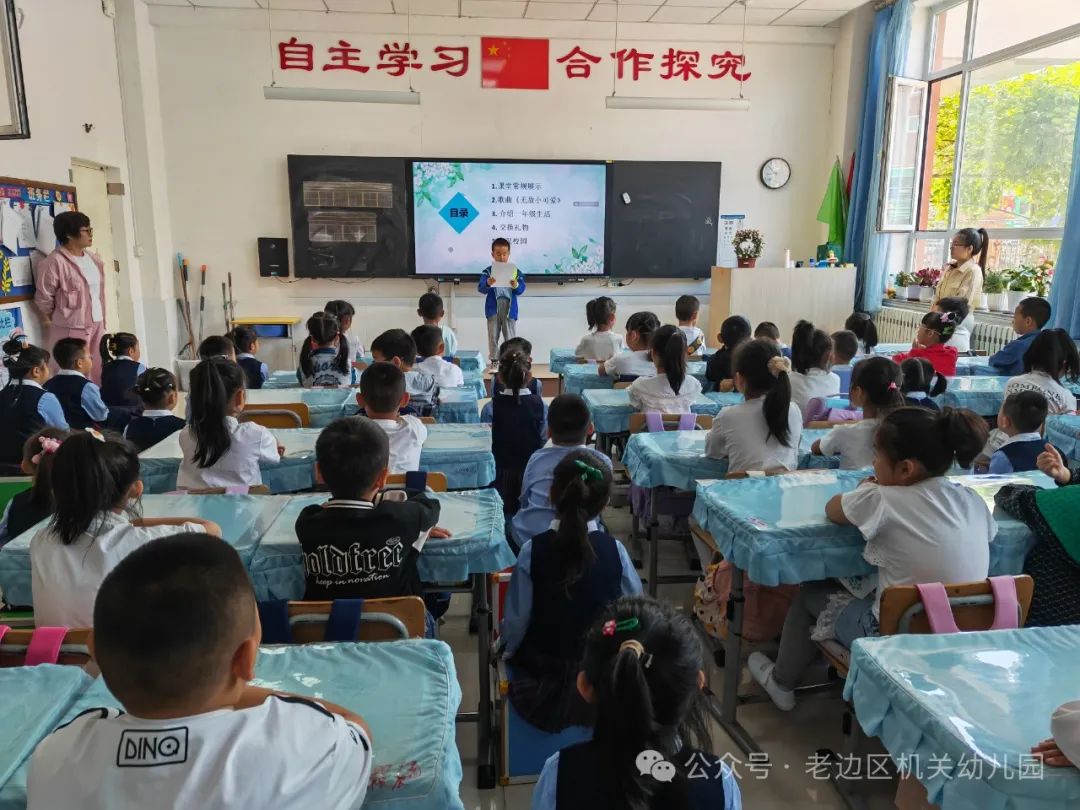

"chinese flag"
[481, 37, 549, 90]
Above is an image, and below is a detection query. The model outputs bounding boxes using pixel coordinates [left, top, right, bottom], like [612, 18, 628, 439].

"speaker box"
[258, 237, 289, 277]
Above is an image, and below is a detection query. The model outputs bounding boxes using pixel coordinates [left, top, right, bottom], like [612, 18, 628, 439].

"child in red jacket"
[894, 311, 959, 377]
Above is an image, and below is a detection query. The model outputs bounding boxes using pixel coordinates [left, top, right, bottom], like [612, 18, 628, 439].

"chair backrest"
[420, 416, 437, 424]
[386, 471, 448, 492]
[241, 403, 310, 428]
[724, 467, 816, 479]
[628, 413, 711, 433]
[878, 575, 1034, 636]
[0, 627, 93, 667]
[285, 597, 427, 642]
[182, 485, 271, 495]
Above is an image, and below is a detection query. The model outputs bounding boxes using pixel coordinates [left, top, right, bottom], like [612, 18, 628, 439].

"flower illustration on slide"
[414, 162, 465, 208]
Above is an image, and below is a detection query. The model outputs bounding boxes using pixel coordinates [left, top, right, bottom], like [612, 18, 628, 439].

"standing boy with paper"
[478, 238, 526, 368]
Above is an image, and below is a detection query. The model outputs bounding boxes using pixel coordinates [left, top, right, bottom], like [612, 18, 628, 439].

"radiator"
[873, 308, 1013, 355]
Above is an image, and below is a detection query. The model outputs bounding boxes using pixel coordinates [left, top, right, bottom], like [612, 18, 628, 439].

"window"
[892, 1, 1080, 292]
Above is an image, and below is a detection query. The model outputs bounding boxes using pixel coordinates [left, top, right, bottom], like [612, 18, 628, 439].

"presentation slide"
[412, 161, 606, 277]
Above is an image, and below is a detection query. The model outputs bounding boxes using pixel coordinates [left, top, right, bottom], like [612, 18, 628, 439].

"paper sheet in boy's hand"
[490, 262, 516, 288]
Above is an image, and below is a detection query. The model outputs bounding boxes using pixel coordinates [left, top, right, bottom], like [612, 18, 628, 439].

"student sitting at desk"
[297, 312, 355, 388]
[492, 349, 546, 514]
[893, 310, 959, 377]
[575, 296, 623, 362]
[490, 337, 542, 398]
[512, 394, 611, 549]
[294, 417, 450, 634]
[829, 329, 858, 394]
[990, 296, 1050, 377]
[989, 392, 1051, 474]
[813, 357, 905, 470]
[533, 596, 742, 810]
[124, 368, 185, 452]
[749, 407, 994, 711]
[44, 338, 112, 430]
[845, 311, 878, 356]
[358, 362, 427, 474]
[627, 326, 702, 414]
[30, 432, 220, 628]
[0, 339, 68, 467]
[789, 321, 841, 416]
[598, 311, 660, 380]
[501, 452, 641, 732]
[412, 325, 464, 390]
[370, 329, 438, 416]
[98, 331, 145, 411]
[0, 428, 69, 544]
[229, 325, 268, 390]
[705, 339, 801, 473]
[325, 299, 364, 365]
[1005, 328, 1079, 415]
[705, 315, 751, 393]
[676, 294, 706, 356]
[27, 533, 373, 809]
[198, 334, 237, 362]
[418, 291, 457, 358]
[899, 358, 945, 411]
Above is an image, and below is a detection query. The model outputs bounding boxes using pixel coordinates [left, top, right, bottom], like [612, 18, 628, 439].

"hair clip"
[767, 356, 792, 378]
[602, 617, 640, 636]
[84, 428, 106, 442]
[618, 639, 652, 668]
[574, 459, 603, 482]
[31, 436, 62, 465]
[888, 382, 898, 391]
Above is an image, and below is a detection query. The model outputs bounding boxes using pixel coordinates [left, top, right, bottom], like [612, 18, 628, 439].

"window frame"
[892, 1, 1080, 276]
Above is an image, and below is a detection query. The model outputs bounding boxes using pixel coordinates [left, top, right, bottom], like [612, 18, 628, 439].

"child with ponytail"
[30, 431, 220, 627]
[706, 338, 802, 473]
[844, 312, 879, 356]
[178, 358, 282, 490]
[789, 320, 841, 414]
[893, 311, 960, 377]
[900, 357, 946, 410]
[123, 368, 185, 451]
[627, 325, 702, 413]
[491, 349, 547, 512]
[0, 428, 69, 543]
[750, 406, 994, 712]
[532, 595, 742, 809]
[813, 356, 905, 470]
[501, 452, 642, 733]
[98, 332, 144, 409]
[575, 296, 623, 362]
[0, 338, 67, 466]
[297, 311, 355, 388]
[599, 311, 660, 380]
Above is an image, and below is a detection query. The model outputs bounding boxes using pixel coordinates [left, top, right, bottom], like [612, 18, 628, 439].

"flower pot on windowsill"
[1008, 290, 1028, 310]
[737, 257, 757, 268]
[918, 287, 934, 302]
[906, 285, 922, 301]
[987, 292, 1009, 312]
[975, 293, 988, 311]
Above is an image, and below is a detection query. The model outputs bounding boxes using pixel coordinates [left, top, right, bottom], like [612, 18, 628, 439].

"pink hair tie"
[30, 436, 62, 465]
[888, 382, 898, 391]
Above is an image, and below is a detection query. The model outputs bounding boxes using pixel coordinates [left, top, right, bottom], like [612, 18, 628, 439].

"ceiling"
[141, 0, 869, 27]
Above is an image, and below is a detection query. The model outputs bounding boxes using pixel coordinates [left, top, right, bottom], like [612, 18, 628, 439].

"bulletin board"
[0, 176, 78, 304]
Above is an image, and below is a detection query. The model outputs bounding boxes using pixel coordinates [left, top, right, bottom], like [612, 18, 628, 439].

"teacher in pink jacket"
[33, 211, 107, 383]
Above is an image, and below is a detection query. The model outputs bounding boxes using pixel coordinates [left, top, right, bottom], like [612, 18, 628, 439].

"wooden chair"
[0, 628, 93, 668]
[613, 381, 633, 390]
[284, 597, 427, 642]
[628, 413, 712, 433]
[183, 485, 271, 495]
[241, 402, 310, 428]
[420, 416, 437, 424]
[386, 471, 448, 492]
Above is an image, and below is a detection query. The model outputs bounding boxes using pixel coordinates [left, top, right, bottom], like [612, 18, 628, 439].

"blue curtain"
[846, 0, 913, 312]
[1049, 103, 1080, 336]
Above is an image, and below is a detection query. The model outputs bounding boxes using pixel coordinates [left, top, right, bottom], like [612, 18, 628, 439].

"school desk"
[1046, 414, 1080, 459]
[0, 494, 288, 607]
[621, 428, 837, 596]
[851, 353, 994, 376]
[845, 626, 1080, 809]
[244, 386, 355, 428]
[341, 386, 481, 425]
[138, 425, 497, 493]
[690, 470, 1053, 757]
[549, 347, 716, 379]
[581, 389, 726, 452]
[560, 361, 710, 397]
[934, 375, 1011, 416]
[0, 643, 466, 810]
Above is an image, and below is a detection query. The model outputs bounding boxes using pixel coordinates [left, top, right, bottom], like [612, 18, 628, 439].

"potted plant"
[1023, 260, 1054, 298]
[983, 270, 1009, 312]
[914, 267, 942, 302]
[1006, 267, 1034, 310]
[895, 271, 920, 301]
[733, 229, 763, 268]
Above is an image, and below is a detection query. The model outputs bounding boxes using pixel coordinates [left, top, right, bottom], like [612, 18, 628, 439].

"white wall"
[148, 7, 845, 364]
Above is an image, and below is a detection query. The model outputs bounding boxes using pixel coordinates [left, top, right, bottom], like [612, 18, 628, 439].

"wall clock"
[760, 158, 791, 190]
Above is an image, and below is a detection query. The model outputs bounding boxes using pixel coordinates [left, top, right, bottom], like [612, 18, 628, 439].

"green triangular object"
[1035, 486, 1080, 565]
[817, 158, 848, 248]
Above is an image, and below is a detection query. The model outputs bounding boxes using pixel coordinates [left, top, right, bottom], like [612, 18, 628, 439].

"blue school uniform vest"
[555, 742, 728, 810]
[44, 375, 94, 429]
[0, 384, 46, 464]
[100, 359, 142, 408]
[125, 414, 187, 452]
[492, 393, 546, 472]
[999, 439, 1046, 473]
[238, 356, 264, 390]
[521, 529, 623, 661]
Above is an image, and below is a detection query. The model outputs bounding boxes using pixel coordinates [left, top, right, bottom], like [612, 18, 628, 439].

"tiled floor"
[442, 497, 899, 809]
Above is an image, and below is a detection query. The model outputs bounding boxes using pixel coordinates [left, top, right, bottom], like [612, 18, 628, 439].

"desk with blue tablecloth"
[244, 387, 355, 428]
[1047, 414, 1080, 459]
[582, 390, 739, 449]
[845, 627, 1080, 810]
[934, 375, 1011, 416]
[690, 470, 1052, 758]
[561, 361, 710, 397]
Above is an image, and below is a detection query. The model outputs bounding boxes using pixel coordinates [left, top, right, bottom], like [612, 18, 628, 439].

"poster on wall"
[717, 213, 745, 267]
[412, 160, 607, 277]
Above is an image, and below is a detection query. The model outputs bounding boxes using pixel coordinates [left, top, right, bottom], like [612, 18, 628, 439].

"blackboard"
[287, 155, 411, 279]
[606, 161, 721, 279]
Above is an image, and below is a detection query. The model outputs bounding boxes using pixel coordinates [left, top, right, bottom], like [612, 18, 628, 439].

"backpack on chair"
[694, 561, 798, 643]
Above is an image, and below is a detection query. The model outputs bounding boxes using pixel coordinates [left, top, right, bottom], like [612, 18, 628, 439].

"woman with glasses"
[33, 211, 108, 383]
[931, 227, 989, 311]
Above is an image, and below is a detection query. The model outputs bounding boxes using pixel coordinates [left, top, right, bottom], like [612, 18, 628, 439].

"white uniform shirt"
[73, 252, 103, 323]
[820, 418, 881, 470]
[679, 325, 706, 356]
[30, 512, 205, 627]
[1052, 701, 1080, 768]
[27, 696, 371, 810]
[177, 416, 280, 489]
[840, 477, 996, 617]
[345, 332, 365, 363]
[574, 331, 624, 362]
[605, 350, 656, 379]
[415, 355, 464, 389]
[945, 312, 975, 354]
[626, 372, 702, 414]
[1005, 371, 1077, 414]
[789, 368, 842, 415]
[705, 397, 803, 473]
[373, 415, 428, 473]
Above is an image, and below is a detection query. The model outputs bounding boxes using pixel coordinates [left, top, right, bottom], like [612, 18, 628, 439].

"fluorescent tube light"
[263, 86, 421, 105]
[605, 96, 750, 112]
